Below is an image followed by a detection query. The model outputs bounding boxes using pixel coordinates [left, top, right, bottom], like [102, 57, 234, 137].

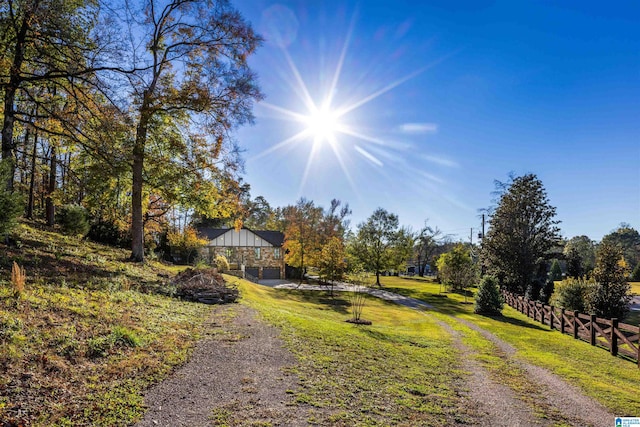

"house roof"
[252, 230, 285, 247]
[197, 227, 284, 247]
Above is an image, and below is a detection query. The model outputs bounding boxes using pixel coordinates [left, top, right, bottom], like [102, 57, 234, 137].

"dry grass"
[10, 261, 25, 298]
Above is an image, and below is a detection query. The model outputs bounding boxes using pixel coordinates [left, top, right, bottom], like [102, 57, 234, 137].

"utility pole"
[480, 214, 486, 276]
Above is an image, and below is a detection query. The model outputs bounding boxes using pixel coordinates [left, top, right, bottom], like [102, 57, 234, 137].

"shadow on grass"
[384, 286, 472, 316]
[479, 312, 551, 332]
[278, 288, 351, 315]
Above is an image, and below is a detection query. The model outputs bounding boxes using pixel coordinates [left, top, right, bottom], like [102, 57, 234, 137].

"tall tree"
[601, 224, 640, 273]
[563, 235, 596, 276]
[0, 0, 104, 189]
[283, 198, 324, 281]
[589, 241, 631, 318]
[414, 221, 442, 276]
[349, 208, 400, 286]
[481, 174, 561, 295]
[119, 0, 262, 261]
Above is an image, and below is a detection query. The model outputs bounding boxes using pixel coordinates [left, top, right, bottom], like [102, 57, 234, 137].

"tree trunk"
[1, 3, 36, 190]
[376, 270, 381, 287]
[26, 129, 38, 219]
[130, 109, 149, 262]
[46, 145, 56, 226]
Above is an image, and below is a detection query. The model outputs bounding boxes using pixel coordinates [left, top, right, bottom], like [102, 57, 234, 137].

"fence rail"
[502, 291, 640, 367]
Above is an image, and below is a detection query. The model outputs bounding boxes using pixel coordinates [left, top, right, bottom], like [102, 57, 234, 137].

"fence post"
[573, 311, 579, 339]
[560, 308, 565, 334]
[549, 306, 554, 329]
[610, 318, 618, 356]
[590, 314, 597, 346]
[526, 301, 530, 318]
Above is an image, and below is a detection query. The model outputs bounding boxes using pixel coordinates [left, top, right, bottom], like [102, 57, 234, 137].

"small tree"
[318, 236, 347, 296]
[549, 259, 563, 281]
[589, 242, 631, 319]
[436, 244, 477, 299]
[474, 276, 503, 315]
[56, 204, 90, 236]
[347, 272, 371, 325]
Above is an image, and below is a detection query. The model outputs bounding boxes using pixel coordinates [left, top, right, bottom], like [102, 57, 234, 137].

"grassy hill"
[0, 223, 209, 426]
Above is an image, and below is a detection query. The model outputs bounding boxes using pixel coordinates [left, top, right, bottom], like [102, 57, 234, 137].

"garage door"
[263, 267, 281, 280]
[245, 267, 259, 279]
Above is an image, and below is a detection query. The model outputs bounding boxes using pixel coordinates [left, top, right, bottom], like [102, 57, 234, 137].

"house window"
[274, 248, 281, 259]
[225, 248, 233, 259]
[254, 247, 261, 260]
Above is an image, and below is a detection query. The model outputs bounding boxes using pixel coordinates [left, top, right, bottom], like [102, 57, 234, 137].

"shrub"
[214, 254, 230, 272]
[87, 219, 130, 247]
[56, 204, 90, 236]
[474, 275, 503, 315]
[550, 277, 595, 312]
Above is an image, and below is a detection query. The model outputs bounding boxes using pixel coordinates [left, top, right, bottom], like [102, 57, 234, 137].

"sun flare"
[303, 104, 341, 142]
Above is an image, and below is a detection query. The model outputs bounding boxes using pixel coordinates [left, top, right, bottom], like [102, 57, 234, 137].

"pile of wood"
[173, 268, 239, 304]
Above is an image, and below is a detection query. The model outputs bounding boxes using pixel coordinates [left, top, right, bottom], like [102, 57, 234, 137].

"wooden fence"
[502, 291, 640, 366]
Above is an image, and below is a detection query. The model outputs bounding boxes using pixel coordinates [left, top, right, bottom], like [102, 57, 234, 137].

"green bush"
[57, 204, 90, 236]
[87, 219, 130, 247]
[474, 275, 504, 315]
[549, 277, 595, 312]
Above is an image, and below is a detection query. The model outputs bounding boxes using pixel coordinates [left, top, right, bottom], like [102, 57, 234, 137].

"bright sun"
[303, 104, 341, 142]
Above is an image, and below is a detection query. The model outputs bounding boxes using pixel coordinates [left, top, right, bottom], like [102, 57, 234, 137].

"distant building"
[198, 227, 285, 280]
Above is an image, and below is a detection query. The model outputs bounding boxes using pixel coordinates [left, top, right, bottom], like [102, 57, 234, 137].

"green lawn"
[380, 275, 640, 416]
[229, 276, 476, 426]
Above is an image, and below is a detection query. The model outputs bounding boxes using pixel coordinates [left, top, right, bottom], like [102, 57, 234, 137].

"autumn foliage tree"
[116, 0, 263, 261]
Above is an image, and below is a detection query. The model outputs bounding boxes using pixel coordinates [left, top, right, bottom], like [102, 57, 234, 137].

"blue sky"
[233, 0, 639, 242]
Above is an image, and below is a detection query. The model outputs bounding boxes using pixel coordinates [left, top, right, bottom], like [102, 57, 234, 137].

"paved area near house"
[259, 278, 432, 310]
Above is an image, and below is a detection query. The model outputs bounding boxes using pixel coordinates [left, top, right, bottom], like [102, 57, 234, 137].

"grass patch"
[0, 282, 211, 426]
[0, 222, 212, 426]
[379, 275, 640, 416]
[228, 276, 476, 426]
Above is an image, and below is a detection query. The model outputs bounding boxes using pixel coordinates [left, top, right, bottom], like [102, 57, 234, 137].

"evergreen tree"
[566, 246, 584, 278]
[474, 275, 504, 315]
[549, 259, 563, 281]
[481, 174, 561, 295]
